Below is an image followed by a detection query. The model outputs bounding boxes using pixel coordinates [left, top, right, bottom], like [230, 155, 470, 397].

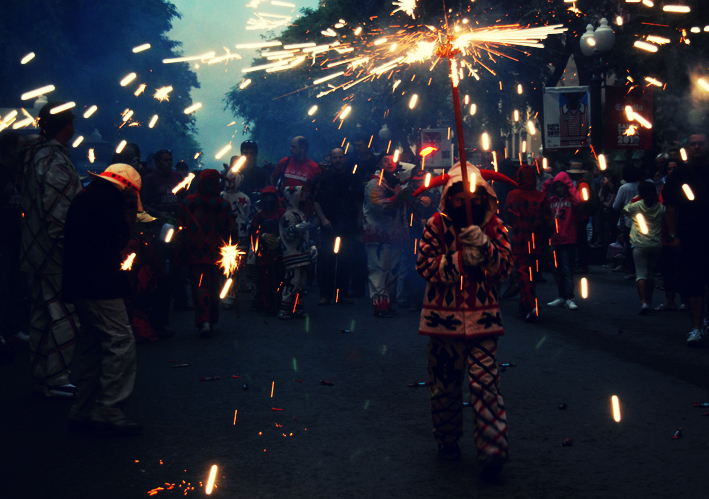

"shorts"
[632, 246, 661, 281]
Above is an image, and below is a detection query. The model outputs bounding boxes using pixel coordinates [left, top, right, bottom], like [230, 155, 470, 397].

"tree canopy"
[226, 0, 709, 162]
[0, 0, 201, 168]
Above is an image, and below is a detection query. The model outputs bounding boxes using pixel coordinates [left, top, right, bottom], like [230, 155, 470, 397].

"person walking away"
[278, 186, 316, 319]
[567, 164, 595, 273]
[613, 165, 642, 275]
[663, 130, 709, 346]
[175, 170, 233, 338]
[413, 161, 514, 478]
[249, 187, 285, 315]
[545, 172, 582, 310]
[363, 155, 407, 318]
[655, 159, 683, 311]
[62, 163, 141, 435]
[20, 102, 82, 397]
[505, 164, 552, 321]
[313, 147, 362, 305]
[623, 181, 665, 314]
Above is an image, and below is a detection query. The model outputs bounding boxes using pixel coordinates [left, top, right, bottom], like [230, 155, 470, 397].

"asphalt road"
[2, 266, 709, 498]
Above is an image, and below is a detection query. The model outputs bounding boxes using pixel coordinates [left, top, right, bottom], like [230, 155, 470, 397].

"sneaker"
[277, 312, 292, 320]
[45, 383, 76, 398]
[612, 265, 625, 273]
[14, 332, 30, 342]
[523, 311, 537, 323]
[198, 322, 211, 338]
[639, 304, 651, 315]
[679, 304, 689, 311]
[547, 297, 566, 307]
[438, 442, 461, 461]
[565, 299, 578, 310]
[654, 303, 677, 311]
[687, 328, 704, 347]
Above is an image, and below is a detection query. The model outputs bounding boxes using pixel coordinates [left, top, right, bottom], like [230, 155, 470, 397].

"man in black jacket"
[63, 163, 142, 435]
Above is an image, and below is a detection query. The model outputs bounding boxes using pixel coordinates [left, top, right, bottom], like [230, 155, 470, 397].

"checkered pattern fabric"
[513, 254, 538, 316]
[28, 273, 80, 386]
[175, 191, 232, 265]
[20, 138, 82, 275]
[428, 336, 508, 461]
[416, 212, 513, 338]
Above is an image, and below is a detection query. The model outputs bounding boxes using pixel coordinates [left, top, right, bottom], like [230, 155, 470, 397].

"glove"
[262, 233, 280, 250]
[459, 225, 489, 247]
[294, 221, 313, 233]
[462, 246, 485, 267]
[309, 245, 318, 260]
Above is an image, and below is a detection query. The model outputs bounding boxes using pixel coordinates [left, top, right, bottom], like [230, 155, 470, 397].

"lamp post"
[580, 18, 615, 150]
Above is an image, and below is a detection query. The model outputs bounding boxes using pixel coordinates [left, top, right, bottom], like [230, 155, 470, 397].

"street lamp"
[580, 18, 615, 149]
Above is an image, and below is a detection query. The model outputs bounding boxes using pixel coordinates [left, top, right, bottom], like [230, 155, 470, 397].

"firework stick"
[446, 56, 473, 227]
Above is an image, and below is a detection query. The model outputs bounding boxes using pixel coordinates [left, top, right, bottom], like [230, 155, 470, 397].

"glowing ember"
[72, 136, 84, 148]
[21, 52, 35, 64]
[634, 40, 659, 52]
[21, 85, 55, 100]
[120, 72, 137, 86]
[121, 253, 137, 271]
[469, 172, 477, 192]
[116, 140, 127, 154]
[164, 228, 174, 243]
[334, 236, 341, 254]
[393, 149, 400, 162]
[231, 156, 247, 173]
[408, 94, 418, 109]
[469, 104, 476, 115]
[134, 84, 146, 96]
[83, 105, 97, 118]
[240, 79, 252, 89]
[154, 86, 173, 101]
[680, 148, 688, 161]
[172, 173, 195, 194]
[205, 465, 218, 495]
[215, 144, 232, 159]
[121, 109, 134, 122]
[517, 84, 523, 94]
[636, 213, 648, 235]
[307, 105, 318, 116]
[481, 132, 490, 151]
[581, 187, 589, 201]
[424, 172, 431, 187]
[580, 277, 588, 299]
[527, 120, 536, 135]
[663, 5, 690, 13]
[88, 149, 95, 163]
[698, 79, 709, 92]
[513, 110, 520, 122]
[339, 105, 352, 120]
[132, 43, 151, 53]
[599, 154, 607, 171]
[148, 115, 158, 128]
[163, 51, 216, 64]
[611, 395, 621, 422]
[184, 102, 202, 114]
[625, 125, 638, 136]
[271, 381, 275, 398]
[220, 278, 233, 299]
[682, 184, 695, 201]
[392, 0, 417, 18]
[419, 146, 437, 157]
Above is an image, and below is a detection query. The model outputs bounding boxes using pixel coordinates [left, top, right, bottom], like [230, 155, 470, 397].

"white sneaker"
[198, 322, 211, 338]
[14, 332, 30, 342]
[547, 298, 566, 307]
[565, 299, 579, 310]
[687, 328, 704, 347]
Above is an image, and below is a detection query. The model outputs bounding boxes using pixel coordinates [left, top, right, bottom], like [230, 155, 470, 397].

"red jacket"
[544, 172, 582, 246]
[504, 165, 552, 255]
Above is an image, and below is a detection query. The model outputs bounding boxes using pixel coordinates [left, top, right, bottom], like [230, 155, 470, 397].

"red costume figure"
[175, 170, 232, 338]
[504, 165, 552, 321]
[249, 186, 285, 315]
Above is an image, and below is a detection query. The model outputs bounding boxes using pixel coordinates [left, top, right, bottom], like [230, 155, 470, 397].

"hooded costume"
[413, 161, 514, 464]
[278, 186, 314, 318]
[175, 169, 233, 331]
[505, 165, 552, 318]
[221, 170, 253, 244]
[249, 186, 285, 314]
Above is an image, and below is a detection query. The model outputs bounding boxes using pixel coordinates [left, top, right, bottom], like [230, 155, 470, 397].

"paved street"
[2, 266, 709, 498]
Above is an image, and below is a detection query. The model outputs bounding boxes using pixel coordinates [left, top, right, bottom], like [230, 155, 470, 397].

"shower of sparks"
[163, 51, 216, 63]
[391, 0, 417, 19]
[121, 109, 134, 122]
[219, 238, 243, 278]
[154, 86, 173, 101]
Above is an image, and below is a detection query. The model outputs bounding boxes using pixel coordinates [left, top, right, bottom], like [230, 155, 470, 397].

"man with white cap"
[62, 163, 142, 435]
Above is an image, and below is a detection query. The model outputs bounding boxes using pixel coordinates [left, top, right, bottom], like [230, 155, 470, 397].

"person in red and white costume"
[270, 136, 321, 218]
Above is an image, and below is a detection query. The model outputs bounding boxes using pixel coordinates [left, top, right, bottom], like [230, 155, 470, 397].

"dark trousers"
[349, 239, 368, 297]
[318, 232, 353, 300]
[188, 264, 221, 327]
[553, 244, 576, 300]
[514, 253, 539, 315]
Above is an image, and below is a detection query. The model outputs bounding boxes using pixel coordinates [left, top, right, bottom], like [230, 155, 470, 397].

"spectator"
[278, 186, 315, 319]
[414, 162, 513, 477]
[62, 163, 141, 435]
[20, 101, 82, 397]
[613, 165, 642, 275]
[623, 181, 665, 314]
[596, 172, 619, 247]
[221, 168, 253, 297]
[249, 186, 285, 315]
[237, 141, 269, 204]
[655, 158, 683, 311]
[545, 171, 582, 310]
[111, 143, 146, 178]
[505, 164, 552, 321]
[313, 147, 362, 306]
[348, 134, 381, 184]
[175, 161, 189, 179]
[141, 149, 188, 337]
[567, 163, 594, 273]
[363, 155, 406, 318]
[663, 130, 709, 346]
[0, 131, 29, 346]
[175, 169, 232, 337]
[270, 136, 321, 217]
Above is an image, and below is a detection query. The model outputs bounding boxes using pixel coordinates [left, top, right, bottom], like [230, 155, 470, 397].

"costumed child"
[504, 164, 552, 322]
[175, 169, 232, 338]
[278, 185, 316, 319]
[220, 169, 253, 304]
[544, 171, 582, 310]
[412, 162, 516, 479]
[249, 186, 285, 315]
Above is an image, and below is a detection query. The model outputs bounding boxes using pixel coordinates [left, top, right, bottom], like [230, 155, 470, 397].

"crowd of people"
[1, 99, 708, 478]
